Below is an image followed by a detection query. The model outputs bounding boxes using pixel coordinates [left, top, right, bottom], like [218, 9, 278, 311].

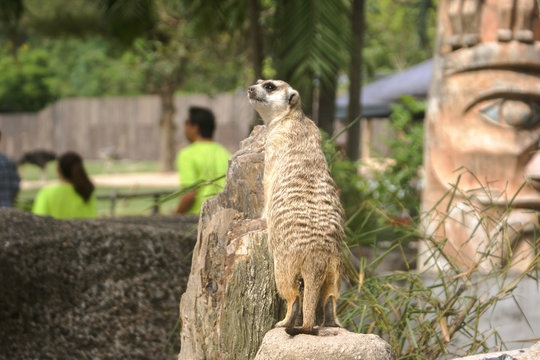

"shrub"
[0, 45, 56, 112]
[337, 174, 539, 359]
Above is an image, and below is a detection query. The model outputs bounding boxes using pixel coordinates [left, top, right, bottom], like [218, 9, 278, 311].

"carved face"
[247, 79, 300, 124]
[427, 43, 540, 207]
[421, 0, 540, 270]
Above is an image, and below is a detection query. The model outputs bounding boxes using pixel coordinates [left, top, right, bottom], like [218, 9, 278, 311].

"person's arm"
[174, 190, 196, 214]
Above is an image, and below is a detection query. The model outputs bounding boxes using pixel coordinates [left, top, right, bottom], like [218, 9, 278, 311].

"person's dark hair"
[58, 152, 95, 203]
[188, 106, 215, 139]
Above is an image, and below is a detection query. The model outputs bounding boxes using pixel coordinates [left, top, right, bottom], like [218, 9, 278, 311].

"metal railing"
[98, 191, 174, 216]
[19, 190, 175, 217]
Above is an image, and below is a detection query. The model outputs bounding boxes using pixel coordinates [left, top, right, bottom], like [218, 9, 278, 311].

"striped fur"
[248, 80, 344, 335]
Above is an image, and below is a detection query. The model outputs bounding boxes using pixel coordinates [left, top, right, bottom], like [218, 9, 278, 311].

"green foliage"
[387, 97, 425, 178]
[272, 0, 350, 100]
[0, 0, 439, 113]
[0, 0, 23, 46]
[323, 134, 380, 246]
[98, 0, 157, 45]
[324, 97, 425, 247]
[0, 37, 149, 112]
[364, 0, 437, 79]
[42, 37, 144, 98]
[0, 45, 56, 112]
[374, 96, 425, 216]
[338, 181, 539, 359]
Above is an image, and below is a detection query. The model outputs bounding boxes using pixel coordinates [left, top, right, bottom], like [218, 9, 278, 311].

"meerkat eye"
[263, 83, 277, 92]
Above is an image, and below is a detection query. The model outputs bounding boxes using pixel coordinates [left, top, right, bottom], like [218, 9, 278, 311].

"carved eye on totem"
[478, 98, 540, 129]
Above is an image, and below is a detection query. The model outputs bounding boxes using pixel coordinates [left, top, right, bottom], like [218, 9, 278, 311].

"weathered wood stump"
[178, 126, 284, 360]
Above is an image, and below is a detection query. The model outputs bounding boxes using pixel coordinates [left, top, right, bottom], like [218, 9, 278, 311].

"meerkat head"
[247, 79, 301, 124]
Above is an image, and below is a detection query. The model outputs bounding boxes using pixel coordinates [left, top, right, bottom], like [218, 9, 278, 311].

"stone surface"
[421, 0, 540, 271]
[254, 328, 395, 360]
[0, 210, 197, 359]
[178, 125, 285, 360]
[451, 341, 540, 360]
[517, 341, 540, 360]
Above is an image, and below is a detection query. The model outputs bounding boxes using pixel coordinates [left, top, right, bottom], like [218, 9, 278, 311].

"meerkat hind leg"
[321, 265, 342, 327]
[276, 295, 300, 328]
[323, 295, 341, 327]
[274, 264, 301, 328]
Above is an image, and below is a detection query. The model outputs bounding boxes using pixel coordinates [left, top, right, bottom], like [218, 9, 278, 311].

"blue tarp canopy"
[336, 59, 433, 119]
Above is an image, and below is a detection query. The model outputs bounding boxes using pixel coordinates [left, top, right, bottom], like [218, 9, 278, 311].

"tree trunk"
[318, 75, 338, 136]
[345, 0, 365, 161]
[248, 0, 264, 80]
[158, 87, 176, 172]
[178, 126, 285, 360]
[248, 0, 265, 129]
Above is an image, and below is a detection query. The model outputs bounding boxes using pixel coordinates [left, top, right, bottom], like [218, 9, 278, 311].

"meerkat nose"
[248, 86, 256, 93]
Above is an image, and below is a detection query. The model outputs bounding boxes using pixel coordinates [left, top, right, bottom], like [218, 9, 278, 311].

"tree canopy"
[0, 0, 437, 164]
[0, 0, 437, 113]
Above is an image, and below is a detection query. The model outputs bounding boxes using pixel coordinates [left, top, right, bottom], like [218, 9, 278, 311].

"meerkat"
[247, 79, 344, 336]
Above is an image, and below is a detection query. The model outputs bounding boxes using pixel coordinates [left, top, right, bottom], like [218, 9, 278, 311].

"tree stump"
[178, 126, 284, 360]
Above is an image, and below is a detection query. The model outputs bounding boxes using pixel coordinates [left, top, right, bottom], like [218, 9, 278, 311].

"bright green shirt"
[32, 182, 97, 219]
[177, 141, 231, 214]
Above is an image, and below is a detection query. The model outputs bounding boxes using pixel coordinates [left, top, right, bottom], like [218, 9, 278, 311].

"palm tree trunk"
[346, 0, 365, 161]
[158, 87, 176, 172]
[248, 0, 265, 128]
[248, 0, 264, 80]
[318, 75, 338, 136]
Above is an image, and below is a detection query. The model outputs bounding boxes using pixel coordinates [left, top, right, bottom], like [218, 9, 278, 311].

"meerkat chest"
[263, 121, 329, 209]
[265, 122, 318, 171]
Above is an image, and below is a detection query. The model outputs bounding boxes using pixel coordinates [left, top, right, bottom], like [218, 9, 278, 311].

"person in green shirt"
[174, 106, 231, 214]
[32, 151, 97, 219]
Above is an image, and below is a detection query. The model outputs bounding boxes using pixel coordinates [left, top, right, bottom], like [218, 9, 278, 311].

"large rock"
[255, 328, 395, 360]
[452, 341, 540, 360]
[178, 125, 284, 360]
[0, 210, 197, 359]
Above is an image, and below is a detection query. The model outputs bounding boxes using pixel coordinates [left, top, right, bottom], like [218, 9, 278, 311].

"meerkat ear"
[288, 90, 299, 106]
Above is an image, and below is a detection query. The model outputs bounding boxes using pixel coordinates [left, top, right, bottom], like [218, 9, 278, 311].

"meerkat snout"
[247, 79, 302, 125]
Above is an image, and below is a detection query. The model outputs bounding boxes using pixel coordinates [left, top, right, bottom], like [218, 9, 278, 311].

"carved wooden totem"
[421, 0, 540, 271]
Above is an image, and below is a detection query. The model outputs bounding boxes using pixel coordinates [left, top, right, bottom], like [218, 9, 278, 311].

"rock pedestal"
[451, 341, 540, 360]
[254, 328, 395, 360]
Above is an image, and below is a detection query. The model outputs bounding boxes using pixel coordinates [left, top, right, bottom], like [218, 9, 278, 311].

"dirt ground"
[22, 172, 179, 190]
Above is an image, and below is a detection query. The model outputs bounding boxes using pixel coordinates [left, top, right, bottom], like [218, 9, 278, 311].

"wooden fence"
[0, 93, 254, 161]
